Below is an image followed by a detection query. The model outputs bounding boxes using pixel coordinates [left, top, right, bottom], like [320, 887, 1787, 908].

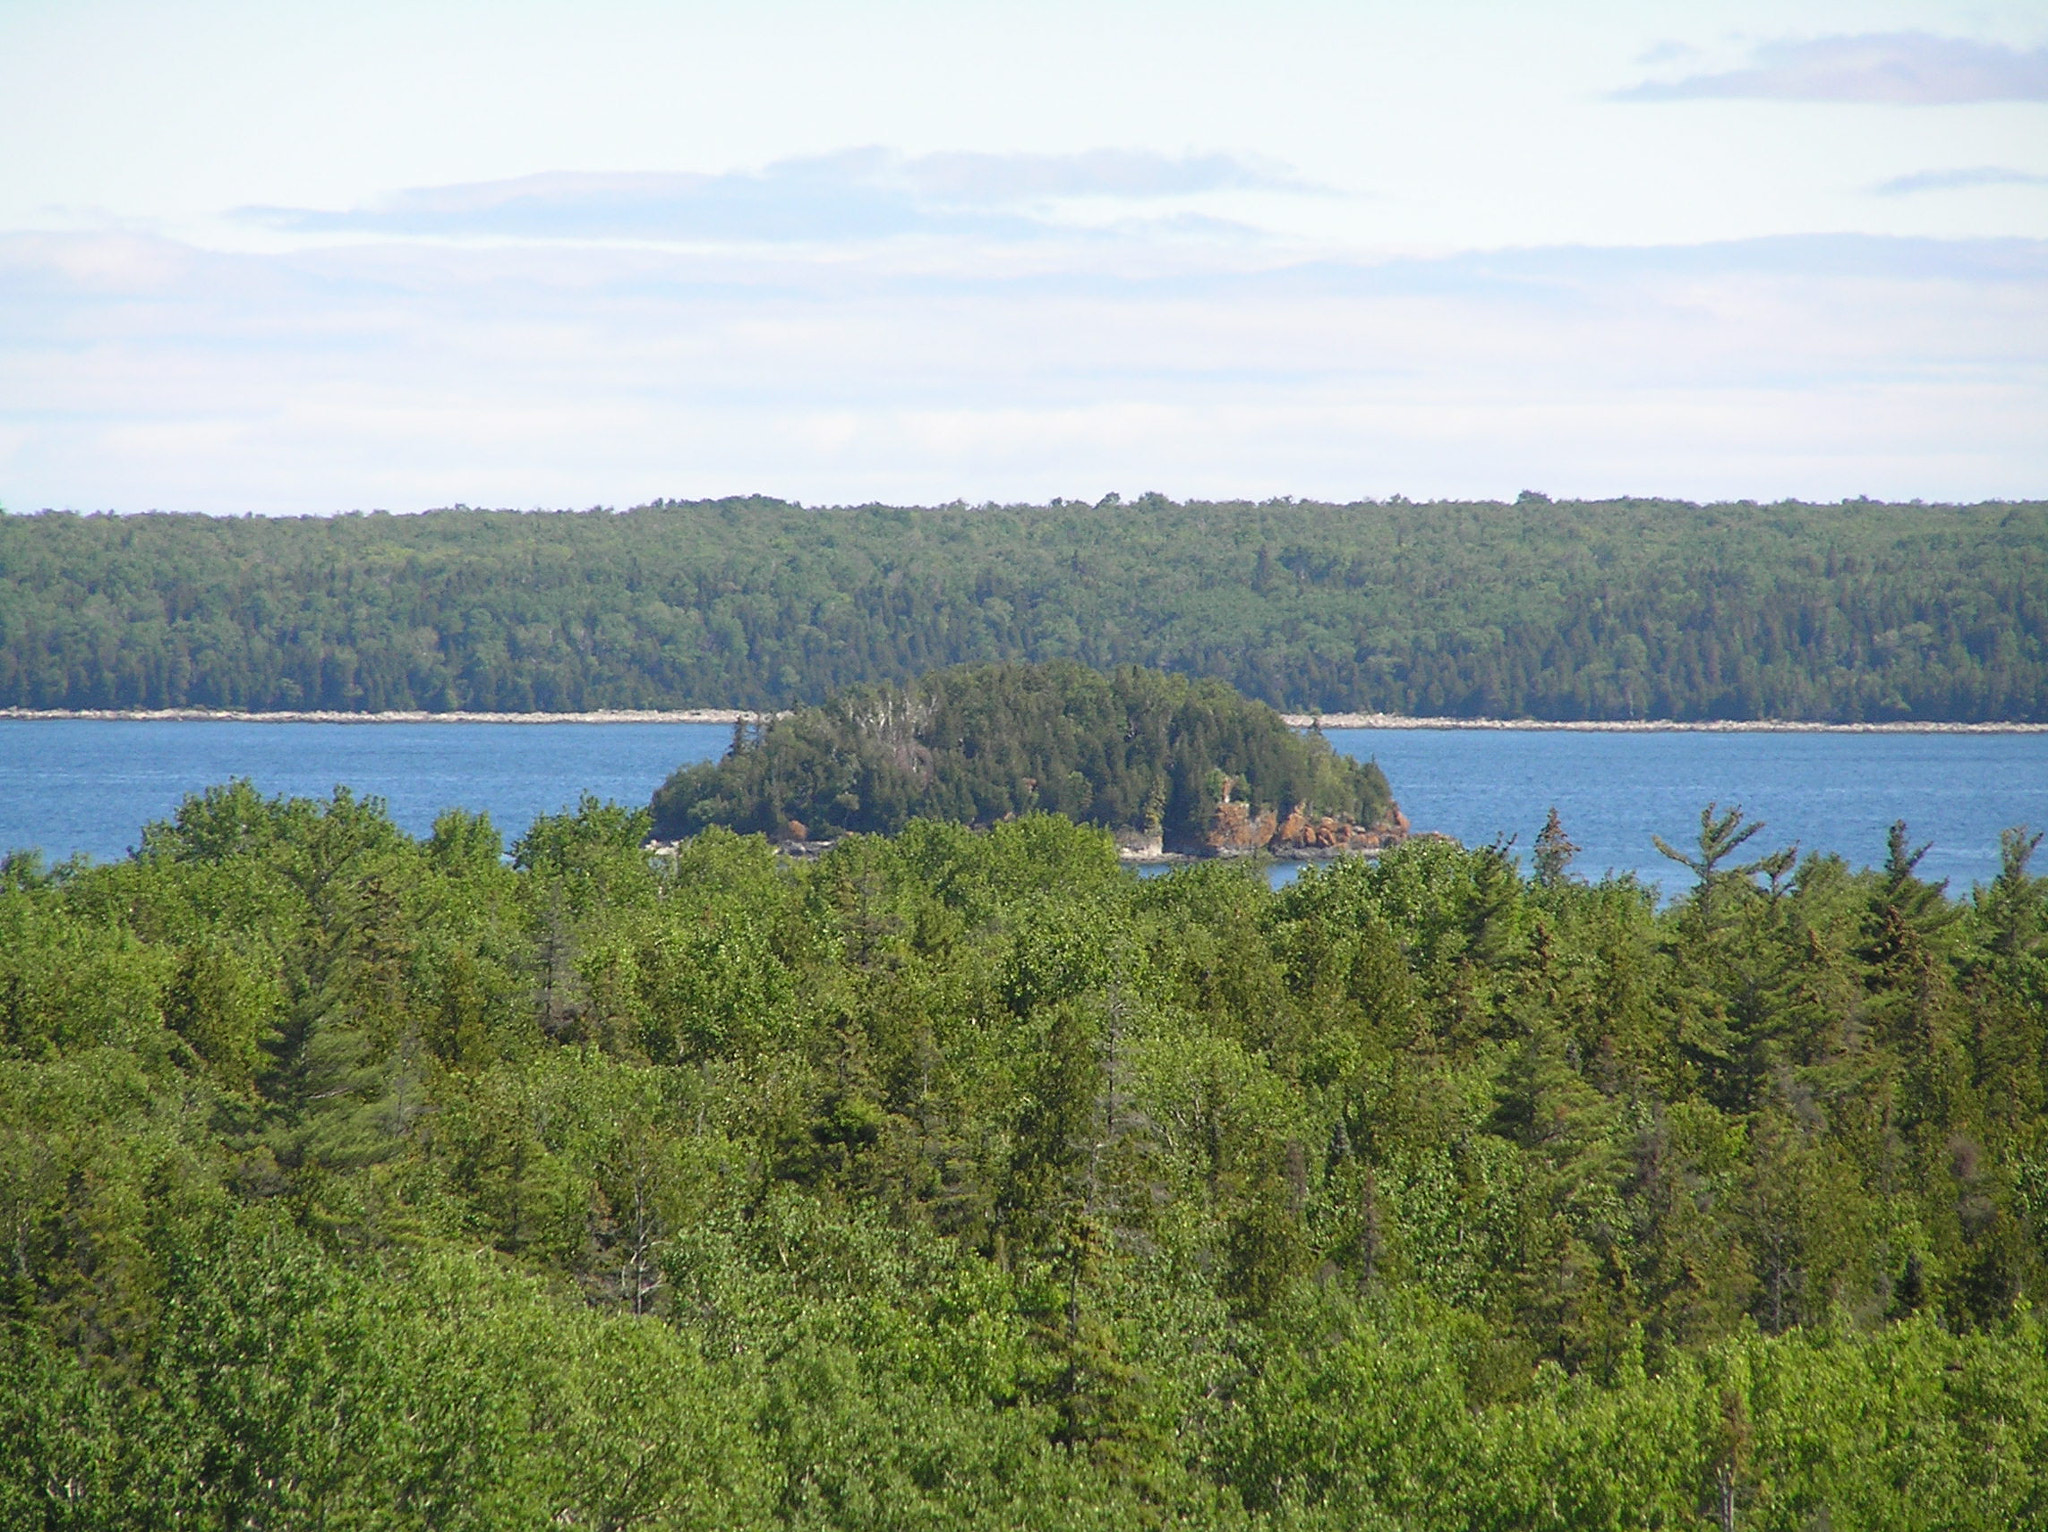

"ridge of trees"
[649, 660, 1394, 848]
[2, 782, 2047, 1525]
[2, 493, 2043, 720]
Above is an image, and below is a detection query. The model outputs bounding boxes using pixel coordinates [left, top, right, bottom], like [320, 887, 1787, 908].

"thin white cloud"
[2, 229, 2041, 513]
[1634, 42, 1700, 68]
[1874, 166, 2048, 196]
[895, 149, 1305, 202]
[236, 150, 1304, 245]
[1620, 33, 2048, 105]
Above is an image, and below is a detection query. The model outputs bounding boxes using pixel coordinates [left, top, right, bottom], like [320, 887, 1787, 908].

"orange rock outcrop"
[1202, 781, 1408, 857]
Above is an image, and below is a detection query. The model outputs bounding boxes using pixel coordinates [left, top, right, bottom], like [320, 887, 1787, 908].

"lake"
[2, 719, 2043, 896]
[1323, 727, 2046, 895]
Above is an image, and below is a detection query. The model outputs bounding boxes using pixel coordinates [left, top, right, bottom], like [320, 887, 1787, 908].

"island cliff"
[1204, 778, 1410, 858]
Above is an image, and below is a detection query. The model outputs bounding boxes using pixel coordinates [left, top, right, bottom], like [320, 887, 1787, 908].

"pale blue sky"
[1, 0, 2043, 512]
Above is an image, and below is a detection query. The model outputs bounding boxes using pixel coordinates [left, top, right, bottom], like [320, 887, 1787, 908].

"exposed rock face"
[1205, 797, 1280, 856]
[1270, 803, 1410, 855]
[1114, 826, 1165, 860]
[1199, 776, 1408, 857]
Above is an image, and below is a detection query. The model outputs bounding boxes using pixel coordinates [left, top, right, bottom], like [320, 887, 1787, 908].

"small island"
[650, 659, 1406, 858]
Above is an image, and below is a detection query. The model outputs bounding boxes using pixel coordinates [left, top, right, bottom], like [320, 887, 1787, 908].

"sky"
[0, 0, 2043, 513]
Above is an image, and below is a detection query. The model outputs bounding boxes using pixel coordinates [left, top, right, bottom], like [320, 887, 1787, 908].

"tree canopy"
[3, 782, 2047, 1526]
[649, 660, 1394, 849]
[3, 493, 2042, 720]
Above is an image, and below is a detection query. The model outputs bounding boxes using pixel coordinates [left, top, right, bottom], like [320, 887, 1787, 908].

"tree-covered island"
[650, 660, 1401, 856]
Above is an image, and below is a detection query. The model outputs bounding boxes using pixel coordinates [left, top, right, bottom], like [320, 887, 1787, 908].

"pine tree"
[1654, 803, 1792, 937]
[1967, 828, 2047, 1131]
[1533, 806, 1580, 888]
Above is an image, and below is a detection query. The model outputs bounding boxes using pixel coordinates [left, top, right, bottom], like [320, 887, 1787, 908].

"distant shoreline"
[3, 706, 2044, 733]
[0, 707, 775, 725]
[1281, 714, 2048, 734]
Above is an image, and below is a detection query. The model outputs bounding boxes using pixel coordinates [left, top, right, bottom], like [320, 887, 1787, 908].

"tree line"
[2, 493, 2042, 720]
[2, 777, 2045, 1526]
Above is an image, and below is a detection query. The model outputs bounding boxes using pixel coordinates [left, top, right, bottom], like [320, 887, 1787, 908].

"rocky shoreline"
[649, 838, 1400, 868]
[0, 707, 776, 724]
[4, 706, 2038, 732]
[1281, 713, 2048, 733]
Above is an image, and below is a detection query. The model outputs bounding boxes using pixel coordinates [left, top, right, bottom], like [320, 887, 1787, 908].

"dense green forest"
[4, 780, 2047, 1527]
[651, 661, 1394, 849]
[2, 494, 2043, 720]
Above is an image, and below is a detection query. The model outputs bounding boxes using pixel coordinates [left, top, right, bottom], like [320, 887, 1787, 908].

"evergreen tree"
[1533, 806, 1580, 888]
[2, 780, 2047, 1525]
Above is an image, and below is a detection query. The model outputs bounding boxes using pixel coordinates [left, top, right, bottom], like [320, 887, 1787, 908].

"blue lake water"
[0, 721, 735, 865]
[1322, 728, 2046, 896]
[0, 720, 2042, 896]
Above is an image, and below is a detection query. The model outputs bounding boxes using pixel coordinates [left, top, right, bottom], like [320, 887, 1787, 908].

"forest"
[650, 661, 1394, 850]
[1, 493, 2043, 721]
[3, 774, 2046, 1528]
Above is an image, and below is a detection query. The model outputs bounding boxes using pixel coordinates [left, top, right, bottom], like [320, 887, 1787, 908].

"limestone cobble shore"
[3, 706, 2041, 732]
[1280, 713, 2048, 733]
[0, 707, 779, 724]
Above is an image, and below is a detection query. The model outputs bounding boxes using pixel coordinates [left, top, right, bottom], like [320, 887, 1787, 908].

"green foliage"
[651, 659, 1391, 847]
[4, 495, 2045, 719]
[3, 781, 2047, 1527]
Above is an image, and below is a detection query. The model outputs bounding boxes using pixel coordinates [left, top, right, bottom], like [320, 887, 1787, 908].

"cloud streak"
[239, 149, 1305, 244]
[1873, 166, 2048, 196]
[1620, 33, 2048, 105]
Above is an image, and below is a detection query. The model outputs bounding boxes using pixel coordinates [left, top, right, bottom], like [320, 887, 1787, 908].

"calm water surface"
[1, 720, 2042, 896]
[1324, 727, 2047, 894]
[0, 721, 734, 864]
